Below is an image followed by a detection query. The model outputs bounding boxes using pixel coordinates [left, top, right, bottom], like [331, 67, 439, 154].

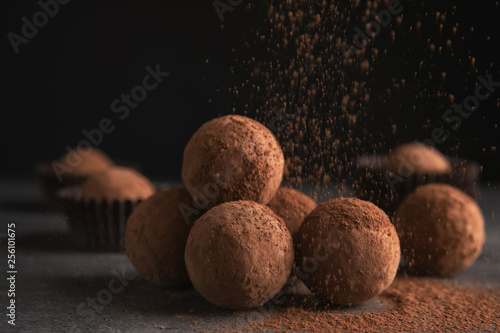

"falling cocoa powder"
[228, 0, 483, 195]
[235, 0, 381, 194]
[207, 0, 499, 330]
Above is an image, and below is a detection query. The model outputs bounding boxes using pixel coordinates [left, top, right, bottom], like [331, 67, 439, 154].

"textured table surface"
[0, 178, 499, 332]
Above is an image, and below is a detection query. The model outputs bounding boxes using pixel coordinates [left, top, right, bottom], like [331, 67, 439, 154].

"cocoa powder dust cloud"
[226, 0, 497, 189]
[214, 0, 499, 331]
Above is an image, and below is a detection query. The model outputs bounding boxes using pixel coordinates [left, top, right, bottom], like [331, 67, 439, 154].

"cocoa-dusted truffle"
[296, 198, 400, 306]
[57, 148, 114, 176]
[185, 201, 294, 309]
[182, 115, 284, 209]
[394, 183, 485, 276]
[267, 187, 316, 235]
[384, 142, 451, 174]
[80, 166, 154, 201]
[126, 188, 198, 287]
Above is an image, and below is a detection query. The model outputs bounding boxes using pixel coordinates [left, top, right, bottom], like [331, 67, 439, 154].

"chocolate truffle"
[267, 187, 316, 235]
[57, 148, 114, 176]
[295, 198, 400, 306]
[384, 142, 452, 174]
[182, 115, 284, 209]
[394, 183, 485, 276]
[80, 166, 155, 201]
[126, 188, 198, 287]
[185, 201, 294, 309]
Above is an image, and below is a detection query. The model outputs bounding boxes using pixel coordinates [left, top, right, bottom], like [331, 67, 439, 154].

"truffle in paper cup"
[353, 154, 479, 215]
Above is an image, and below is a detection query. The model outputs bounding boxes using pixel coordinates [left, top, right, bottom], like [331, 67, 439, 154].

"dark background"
[1, 0, 499, 182]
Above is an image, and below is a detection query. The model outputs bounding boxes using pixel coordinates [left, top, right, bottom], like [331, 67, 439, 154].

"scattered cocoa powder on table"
[245, 275, 500, 332]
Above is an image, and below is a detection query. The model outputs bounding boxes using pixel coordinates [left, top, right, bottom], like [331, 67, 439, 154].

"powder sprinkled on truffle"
[126, 188, 196, 288]
[185, 200, 294, 309]
[394, 183, 485, 276]
[296, 198, 400, 306]
[182, 115, 284, 209]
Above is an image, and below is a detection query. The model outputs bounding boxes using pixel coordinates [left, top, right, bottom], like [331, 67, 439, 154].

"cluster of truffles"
[49, 121, 486, 309]
[126, 115, 298, 308]
[124, 115, 408, 309]
[123, 119, 485, 310]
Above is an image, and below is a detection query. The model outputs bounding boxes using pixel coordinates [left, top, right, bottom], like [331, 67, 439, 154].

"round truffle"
[126, 188, 199, 287]
[394, 183, 485, 276]
[295, 198, 400, 306]
[57, 148, 114, 176]
[80, 166, 155, 201]
[182, 115, 285, 209]
[185, 201, 294, 309]
[267, 187, 316, 235]
[384, 142, 452, 174]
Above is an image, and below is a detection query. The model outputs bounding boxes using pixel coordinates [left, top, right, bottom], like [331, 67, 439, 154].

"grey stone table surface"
[0, 178, 499, 332]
